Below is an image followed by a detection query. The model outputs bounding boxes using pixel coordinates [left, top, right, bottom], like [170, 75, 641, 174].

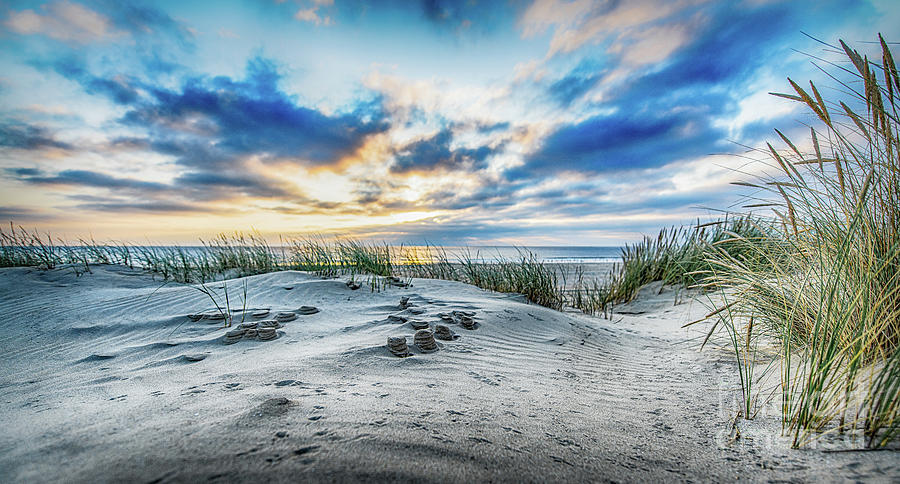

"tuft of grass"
[699, 34, 900, 448]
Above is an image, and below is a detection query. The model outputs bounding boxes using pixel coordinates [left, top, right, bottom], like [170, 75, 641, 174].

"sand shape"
[439, 313, 454, 324]
[187, 313, 204, 322]
[297, 306, 320, 315]
[204, 312, 226, 321]
[240, 321, 258, 330]
[414, 329, 438, 352]
[251, 309, 270, 318]
[458, 315, 477, 330]
[258, 319, 281, 329]
[433, 324, 458, 341]
[387, 314, 407, 323]
[244, 328, 259, 338]
[409, 319, 430, 330]
[224, 328, 245, 344]
[387, 336, 410, 357]
[257, 327, 277, 341]
[275, 312, 298, 322]
[407, 307, 426, 315]
[399, 297, 412, 310]
[346, 281, 361, 290]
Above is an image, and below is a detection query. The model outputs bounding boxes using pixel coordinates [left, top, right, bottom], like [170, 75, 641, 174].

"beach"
[1, 265, 896, 482]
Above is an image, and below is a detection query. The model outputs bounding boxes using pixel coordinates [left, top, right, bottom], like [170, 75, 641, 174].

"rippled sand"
[0, 265, 896, 482]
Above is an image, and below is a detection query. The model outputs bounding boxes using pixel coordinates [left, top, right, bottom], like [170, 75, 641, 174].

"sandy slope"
[0, 265, 897, 483]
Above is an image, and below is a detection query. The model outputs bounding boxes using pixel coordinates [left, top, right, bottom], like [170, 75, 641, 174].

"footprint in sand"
[414, 329, 439, 352]
[387, 336, 411, 357]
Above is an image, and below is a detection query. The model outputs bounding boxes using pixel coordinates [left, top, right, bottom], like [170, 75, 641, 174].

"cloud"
[520, 0, 696, 58]
[517, 1, 820, 177]
[295, 7, 332, 26]
[117, 57, 390, 167]
[14, 169, 169, 193]
[391, 128, 503, 173]
[520, 106, 727, 175]
[73, 200, 202, 213]
[0, 121, 72, 150]
[545, 59, 605, 107]
[4, 1, 119, 43]
[0, 205, 56, 221]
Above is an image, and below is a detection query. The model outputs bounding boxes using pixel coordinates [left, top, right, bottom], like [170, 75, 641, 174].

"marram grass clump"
[700, 34, 900, 448]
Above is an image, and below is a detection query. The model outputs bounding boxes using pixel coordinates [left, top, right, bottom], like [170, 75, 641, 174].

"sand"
[0, 265, 897, 482]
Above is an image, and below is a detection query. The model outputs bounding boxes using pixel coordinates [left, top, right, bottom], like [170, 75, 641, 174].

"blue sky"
[1, 0, 898, 244]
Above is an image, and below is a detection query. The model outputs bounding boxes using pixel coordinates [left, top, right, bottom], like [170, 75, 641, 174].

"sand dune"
[0, 266, 896, 482]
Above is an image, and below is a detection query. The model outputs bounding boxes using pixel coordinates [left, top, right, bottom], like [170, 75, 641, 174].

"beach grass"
[698, 34, 900, 448]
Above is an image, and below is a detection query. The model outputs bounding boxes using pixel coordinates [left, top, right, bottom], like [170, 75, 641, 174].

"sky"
[0, 0, 898, 245]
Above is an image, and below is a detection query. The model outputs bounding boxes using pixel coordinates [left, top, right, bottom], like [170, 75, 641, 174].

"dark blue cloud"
[520, 104, 727, 175]
[38, 54, 141, 105]
[87, 0, 194, 48]
[333, 0, 523, 35]
[0, 121, 72, 150]
[392, 128, 502, 173]
[546, 59, 606, 107]
[73, 200, 201, 213]
[14, 169, 169, 192]
[518, 1, 842, 177]
[619, 3, 796, 98]
[121, 57, 390, 167]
